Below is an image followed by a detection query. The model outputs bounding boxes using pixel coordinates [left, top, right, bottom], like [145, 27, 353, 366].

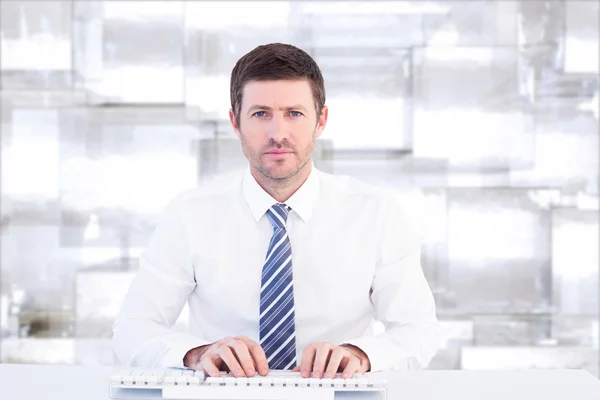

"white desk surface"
[1, 364, 599, 400]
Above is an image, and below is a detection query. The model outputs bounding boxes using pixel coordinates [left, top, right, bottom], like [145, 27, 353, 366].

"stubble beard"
[240, 130, 316, 187]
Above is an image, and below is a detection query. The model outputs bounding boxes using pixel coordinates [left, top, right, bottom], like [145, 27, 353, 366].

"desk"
[1, 364, 599, 400]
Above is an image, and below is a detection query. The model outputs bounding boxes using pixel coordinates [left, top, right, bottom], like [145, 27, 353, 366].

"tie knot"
[267, 203, 290, 228]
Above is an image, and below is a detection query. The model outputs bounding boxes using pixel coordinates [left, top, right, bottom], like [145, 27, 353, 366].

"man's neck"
[251, 162, 312, 203]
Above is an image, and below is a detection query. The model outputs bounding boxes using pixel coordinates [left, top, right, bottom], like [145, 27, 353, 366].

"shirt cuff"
[341, 336, 422, 372]
[159, 334, 212, 369]
[341, 336, 389, 372]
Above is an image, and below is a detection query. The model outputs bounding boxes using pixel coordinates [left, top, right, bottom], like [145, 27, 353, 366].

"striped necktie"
[259, 203, 297, 370]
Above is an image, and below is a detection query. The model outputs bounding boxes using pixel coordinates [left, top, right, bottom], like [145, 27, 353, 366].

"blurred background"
[0, 0, 598, 377]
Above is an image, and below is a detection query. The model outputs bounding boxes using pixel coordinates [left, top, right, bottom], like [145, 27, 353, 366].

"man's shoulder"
[317, 169, 417, 225]
[317, 169, 401, 203]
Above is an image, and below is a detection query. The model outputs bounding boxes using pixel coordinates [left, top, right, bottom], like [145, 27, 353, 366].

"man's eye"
[254, 111, 266, 117]
[290, 111, 302, 117]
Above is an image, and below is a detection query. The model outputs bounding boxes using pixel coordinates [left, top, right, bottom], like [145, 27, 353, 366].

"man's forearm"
[112, 317, 210, 368]
[342, 320, 442, 372]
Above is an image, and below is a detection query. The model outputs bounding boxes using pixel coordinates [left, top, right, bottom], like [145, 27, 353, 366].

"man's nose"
[267, 115, 290, 142]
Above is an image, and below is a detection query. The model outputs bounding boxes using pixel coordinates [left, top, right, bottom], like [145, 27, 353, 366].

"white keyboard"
[109, 369, 387, 400]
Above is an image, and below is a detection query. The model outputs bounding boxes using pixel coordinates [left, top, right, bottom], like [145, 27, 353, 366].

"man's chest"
[188, 217, 377, 322]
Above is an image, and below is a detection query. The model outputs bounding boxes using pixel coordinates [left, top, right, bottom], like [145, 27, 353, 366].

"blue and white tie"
[259, 203, 297, 370]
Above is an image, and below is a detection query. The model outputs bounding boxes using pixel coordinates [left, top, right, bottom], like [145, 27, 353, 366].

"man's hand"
[292, 342, 370, 379]
[183, 335, 269, 378]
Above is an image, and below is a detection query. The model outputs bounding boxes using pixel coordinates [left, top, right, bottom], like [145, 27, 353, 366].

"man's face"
[229, 79, 328, 181]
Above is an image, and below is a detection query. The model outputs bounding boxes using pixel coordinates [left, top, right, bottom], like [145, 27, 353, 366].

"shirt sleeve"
[342, 195, 443, 371]
[112, 193, 211, 368]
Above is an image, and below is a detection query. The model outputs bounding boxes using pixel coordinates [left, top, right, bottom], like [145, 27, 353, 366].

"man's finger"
[292, 365, 301, 372]
[312, 344, 332, 378]
[217, 344, 244, 377]
[341, 355, 361, 379]
[227, 338, 255, 377]
[201, 356, 221, 377]
[236, 336, 269, 376]
[324, 347, 345, 378]
[299, 346, 316, 378]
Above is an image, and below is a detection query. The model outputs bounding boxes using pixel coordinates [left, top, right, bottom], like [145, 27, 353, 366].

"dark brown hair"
[230, 43, 326, 127]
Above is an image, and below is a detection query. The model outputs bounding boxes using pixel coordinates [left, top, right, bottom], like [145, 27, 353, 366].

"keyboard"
[109, 368, 387, 400]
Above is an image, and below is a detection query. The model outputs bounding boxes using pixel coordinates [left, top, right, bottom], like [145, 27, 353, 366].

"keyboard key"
[284, 378, 297, 387]
[272, 377, 285, 386]
[247, 377, 261, 386]
[345, 378, 358, 387]
[320, 378, 333, 387]
[308, 378, 321, 387]
[206, 377, 224, 386]
[260, 377, 273, 386]
[224, 377, 237, 386]
[371, 378, 386, 388]
[188, 377, 201, 385]
[133, 374, 146, 385]
[154, 372, 167, 384]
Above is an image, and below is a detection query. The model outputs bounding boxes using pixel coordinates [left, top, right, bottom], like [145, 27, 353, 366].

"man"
[112, 43, 441, 379]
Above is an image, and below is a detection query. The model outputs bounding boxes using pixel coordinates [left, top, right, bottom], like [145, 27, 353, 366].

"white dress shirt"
[112, 165, 441, 372]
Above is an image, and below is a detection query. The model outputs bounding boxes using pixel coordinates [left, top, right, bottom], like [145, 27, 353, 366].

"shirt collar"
[243, 164, 320, 223]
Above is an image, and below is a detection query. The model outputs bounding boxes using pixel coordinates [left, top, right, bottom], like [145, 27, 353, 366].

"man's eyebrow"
[246, 105, 308, 114]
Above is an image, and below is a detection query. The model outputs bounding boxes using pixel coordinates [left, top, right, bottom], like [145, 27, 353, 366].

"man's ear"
[229, 109, 241, 139]
[314, 105, 328, 140]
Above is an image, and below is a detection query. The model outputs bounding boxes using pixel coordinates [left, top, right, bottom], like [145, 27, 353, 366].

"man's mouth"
[266, 150, 293, 154]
